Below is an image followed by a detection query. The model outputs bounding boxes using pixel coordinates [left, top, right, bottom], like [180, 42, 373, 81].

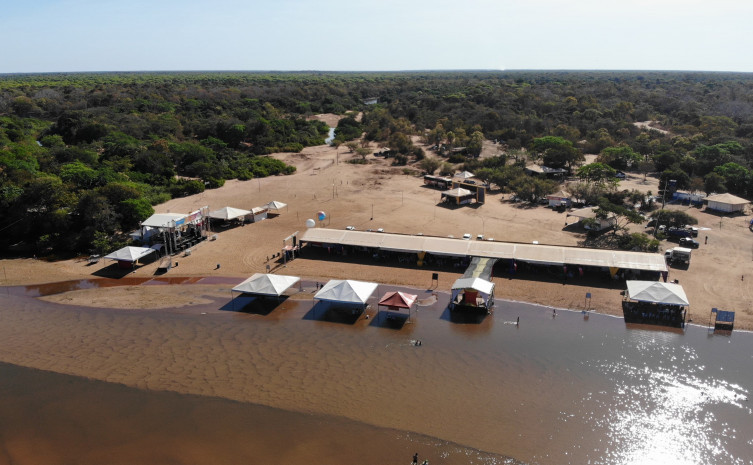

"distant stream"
[325, 127, 335, 145]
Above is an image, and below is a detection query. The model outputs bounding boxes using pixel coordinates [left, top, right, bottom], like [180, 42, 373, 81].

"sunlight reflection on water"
[582, 335, 750, 465]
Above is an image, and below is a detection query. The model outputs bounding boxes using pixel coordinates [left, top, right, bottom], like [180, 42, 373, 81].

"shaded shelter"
[378, 291, 417, 321]
[315, 279, 378, 310]
[622, 280, 688, 328]
[104, 246, 157, 269]
[230, 273, 301, 311]
[450, 257, 497, 312]
[267, 200, 287, 212]
[441, 187, 476, 205]
[454, 170, 475, 179]
[208, 207, 252, 221]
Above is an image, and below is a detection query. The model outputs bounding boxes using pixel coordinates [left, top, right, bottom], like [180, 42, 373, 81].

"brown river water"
[0, 280, 751, 465]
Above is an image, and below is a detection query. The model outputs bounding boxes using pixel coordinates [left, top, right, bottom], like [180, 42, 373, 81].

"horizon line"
[2, 68, 753, 77]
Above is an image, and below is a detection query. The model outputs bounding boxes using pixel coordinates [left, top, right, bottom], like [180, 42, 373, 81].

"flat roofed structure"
[300, 228, 667, 273]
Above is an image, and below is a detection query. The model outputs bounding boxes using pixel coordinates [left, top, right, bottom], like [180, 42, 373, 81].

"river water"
[325, 127, 335, 145]
[0, 283, 750, 465]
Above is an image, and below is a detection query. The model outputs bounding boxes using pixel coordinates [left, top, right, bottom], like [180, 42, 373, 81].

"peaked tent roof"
[315, 279, 378, 304]
[104, 246, 156, 262]
[267, 200, 287, 210]
[442, 187, 473, 197]
[626, 280, 689, 306]
[232, 273, 301, 296]
[378, 291, 417, 309]
[141, 213, 187, 228]
[705, 193, 749, 205]
[547, 190, 571, 199]
[454, 170, 475, 179]
[208, 206, 252, 220]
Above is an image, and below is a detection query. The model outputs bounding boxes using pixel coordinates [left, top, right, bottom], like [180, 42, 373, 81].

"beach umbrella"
[317, 211, 327, 221]
[305, 219, 316, 228]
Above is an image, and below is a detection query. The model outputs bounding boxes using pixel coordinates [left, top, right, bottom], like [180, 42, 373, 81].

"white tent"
[451, 277, 495, 295]
[314, 279, 379, 305]
[104, 246, 156, 262]
[267, 201, 287, 211]
[626, 280, 689, 306]
[454, 170, 475, 179]
[208, 206, 252, 220]
[450, 277, 495, 310]
[141, 213, 187, 228]
[232, 273, 301, 296]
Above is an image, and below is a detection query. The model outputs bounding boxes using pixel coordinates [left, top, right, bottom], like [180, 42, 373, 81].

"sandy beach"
[2, 117, 751, 329]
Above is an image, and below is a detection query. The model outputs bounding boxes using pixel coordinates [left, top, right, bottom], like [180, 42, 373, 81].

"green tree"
[467, 131, 484, 157]
[703, 171, 726, 195]
[531, 136, 582, 171]
[576, 162, 617, 183]
[119, 198, 154, 229]
[597, 145, 641, 171]
[419, 157, 441, 174]
[650, 209, 698, 228]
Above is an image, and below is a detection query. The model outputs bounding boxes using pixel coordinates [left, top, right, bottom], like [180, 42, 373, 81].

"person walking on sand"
[413, 452, 418, 464]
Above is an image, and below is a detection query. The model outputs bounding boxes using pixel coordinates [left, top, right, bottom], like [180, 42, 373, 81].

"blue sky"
[2, 0, 752, 73]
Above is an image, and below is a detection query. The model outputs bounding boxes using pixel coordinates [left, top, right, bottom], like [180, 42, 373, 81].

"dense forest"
[2, 71, 752, 256]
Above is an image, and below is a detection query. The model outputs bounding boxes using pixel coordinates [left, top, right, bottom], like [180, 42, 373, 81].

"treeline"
[2, 71, 753, 256]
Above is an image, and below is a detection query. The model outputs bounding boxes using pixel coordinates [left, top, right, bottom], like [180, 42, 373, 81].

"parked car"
[667, 227, 692, 239]
[685, 226, 699, 237]
[679, 237, 700, 249]
[345, 225, 356, 230]
[462, 233, 472, 240]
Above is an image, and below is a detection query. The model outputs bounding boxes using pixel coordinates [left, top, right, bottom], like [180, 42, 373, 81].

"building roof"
[626, 280, 689, 306]
[141, 213, 187, 228]
[705, 193, 749, 205]
[526, 165, 567, 174]
[232, 273, 301, 296]
[547, 190, 571, 199]
[300, 229, 667, 272]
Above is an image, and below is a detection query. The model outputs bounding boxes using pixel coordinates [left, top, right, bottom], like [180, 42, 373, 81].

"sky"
[2, 0, 753, 73]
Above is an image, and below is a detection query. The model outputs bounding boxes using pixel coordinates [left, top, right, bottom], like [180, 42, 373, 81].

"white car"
[346, 226, 355, 230]
[462, 233, 472, 240]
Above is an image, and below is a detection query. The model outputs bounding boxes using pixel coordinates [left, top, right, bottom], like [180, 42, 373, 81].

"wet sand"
[1, 283, 750, 465]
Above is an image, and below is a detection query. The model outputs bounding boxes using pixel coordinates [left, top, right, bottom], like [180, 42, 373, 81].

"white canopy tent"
[267, 200, 287, 211]
[626, 280, 689, 306]
[104, 246, 157, 262]
[104, 246, 157, 269]
[450, 277, 495, 311]
[232, 273, 301, 296]
[208, 206, 252, 221]
[141, 213, 187, 229]
[454, 170, 475, 179]
[314, 279, 379, 307]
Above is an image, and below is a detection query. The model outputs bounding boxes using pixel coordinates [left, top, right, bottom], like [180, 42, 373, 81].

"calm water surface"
[0, 282, 750, 465]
